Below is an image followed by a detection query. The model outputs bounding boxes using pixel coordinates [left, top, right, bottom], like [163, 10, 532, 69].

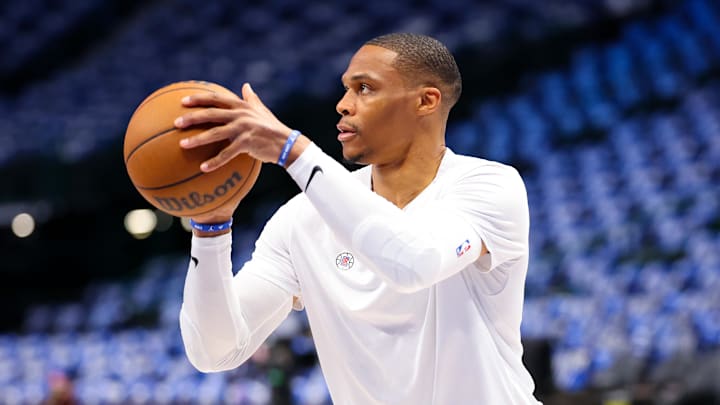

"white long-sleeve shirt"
[180, 143, 542, 404]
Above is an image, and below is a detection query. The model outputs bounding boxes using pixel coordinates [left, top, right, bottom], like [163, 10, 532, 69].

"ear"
[417, 87, 442, 116]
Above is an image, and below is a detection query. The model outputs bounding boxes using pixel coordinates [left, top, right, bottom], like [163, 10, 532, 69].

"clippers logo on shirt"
[335, 252, 355, 271]
[456, 239, 471, 258]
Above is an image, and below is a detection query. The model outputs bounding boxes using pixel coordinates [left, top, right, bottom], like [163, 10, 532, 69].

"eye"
[359, 83, 371, 94]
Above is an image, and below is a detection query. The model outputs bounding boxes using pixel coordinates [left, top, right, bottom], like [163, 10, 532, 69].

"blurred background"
[1, 0, 719, 404]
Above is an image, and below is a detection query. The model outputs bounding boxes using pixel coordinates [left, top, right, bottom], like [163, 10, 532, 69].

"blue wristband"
[277, 130, 301, 167]
[189, 218, 233, 233]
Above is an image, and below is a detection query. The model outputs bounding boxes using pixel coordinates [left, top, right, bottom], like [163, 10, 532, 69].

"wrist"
[282, 135, 311, 168]
[189, 217, 233, 237]
[277, 130, 310, 168]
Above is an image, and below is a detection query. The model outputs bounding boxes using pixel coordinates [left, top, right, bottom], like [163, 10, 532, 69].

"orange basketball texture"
[123, 81, 261, 217]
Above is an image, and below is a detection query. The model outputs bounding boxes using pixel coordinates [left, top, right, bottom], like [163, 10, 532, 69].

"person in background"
[43, 370, 76, 405]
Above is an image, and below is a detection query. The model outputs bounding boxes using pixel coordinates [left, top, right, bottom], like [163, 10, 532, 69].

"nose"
[336, 90, 354, 116]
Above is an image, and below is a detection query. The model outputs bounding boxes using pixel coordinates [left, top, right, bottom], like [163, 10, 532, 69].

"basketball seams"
[136, 85, 219, 111]
[127, 84, 225, 162]
[124, 127, 176, 163]
[125, 123, 229, 187]
[134, 171, 206, 190]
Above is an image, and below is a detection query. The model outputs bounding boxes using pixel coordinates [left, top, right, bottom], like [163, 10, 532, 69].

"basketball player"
[174, 33, 542, 404]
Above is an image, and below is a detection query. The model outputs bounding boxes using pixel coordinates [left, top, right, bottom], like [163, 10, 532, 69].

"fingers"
[181, 91, 241, 108]
[178, 120, 241, 149]
[177, 119, 251, 172]
[198, 137, 246, 172]
[174, 107, 240, 130]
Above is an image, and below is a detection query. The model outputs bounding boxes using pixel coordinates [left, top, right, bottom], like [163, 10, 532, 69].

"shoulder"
[440, 149, 525, 189]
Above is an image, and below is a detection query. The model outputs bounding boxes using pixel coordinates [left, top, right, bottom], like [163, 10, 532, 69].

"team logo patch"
[456, 239, 472, 257]
[335, 252, 355, 271]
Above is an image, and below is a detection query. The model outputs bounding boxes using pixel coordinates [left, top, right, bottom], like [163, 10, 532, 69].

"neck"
[371, 143, 446, 209]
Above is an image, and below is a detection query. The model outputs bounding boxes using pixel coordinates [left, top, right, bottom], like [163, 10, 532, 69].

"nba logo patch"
[335, 252, 355, 271]
[456, 239, 471, 257]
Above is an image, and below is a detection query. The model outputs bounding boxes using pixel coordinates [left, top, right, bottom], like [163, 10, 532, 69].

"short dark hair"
[365, 33, 462, 109]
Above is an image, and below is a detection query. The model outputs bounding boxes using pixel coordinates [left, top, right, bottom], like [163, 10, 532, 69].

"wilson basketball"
[123, 80, 261, 217]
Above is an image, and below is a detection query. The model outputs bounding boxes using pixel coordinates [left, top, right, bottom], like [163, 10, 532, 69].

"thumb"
[242, 82, 263, 106]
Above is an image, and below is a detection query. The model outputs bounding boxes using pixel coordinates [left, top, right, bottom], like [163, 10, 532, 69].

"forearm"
[287, 143, 482, 292]
[180, 233, 292, 372]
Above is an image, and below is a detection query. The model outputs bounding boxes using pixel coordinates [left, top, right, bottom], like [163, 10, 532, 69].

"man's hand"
[175, 83, 304, 171]
[176, 82, 310, 232]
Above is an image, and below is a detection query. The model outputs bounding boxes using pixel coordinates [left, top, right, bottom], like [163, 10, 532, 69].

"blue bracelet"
[277, 130, 301, 167]
[189, 218, 233, 233]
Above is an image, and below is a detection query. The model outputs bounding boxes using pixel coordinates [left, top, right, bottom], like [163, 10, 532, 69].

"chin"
[342, 154, 366, 166]
[341, 147, 367, 165]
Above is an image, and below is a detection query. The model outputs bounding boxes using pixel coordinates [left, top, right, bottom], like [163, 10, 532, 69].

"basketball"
[123, 80, 261, 217]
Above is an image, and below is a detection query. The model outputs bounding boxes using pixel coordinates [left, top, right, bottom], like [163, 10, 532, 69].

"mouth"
[337, 122, 358, 142]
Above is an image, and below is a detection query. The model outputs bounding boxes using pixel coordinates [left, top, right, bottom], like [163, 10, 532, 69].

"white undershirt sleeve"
[287, 143, 485, 293]
[179, 233, 293, 373]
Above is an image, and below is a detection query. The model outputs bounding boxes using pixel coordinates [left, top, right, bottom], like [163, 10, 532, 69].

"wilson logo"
[154, 171, 243, 212]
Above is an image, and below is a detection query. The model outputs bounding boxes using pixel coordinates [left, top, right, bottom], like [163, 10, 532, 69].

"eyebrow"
[342, 73, 376, 83]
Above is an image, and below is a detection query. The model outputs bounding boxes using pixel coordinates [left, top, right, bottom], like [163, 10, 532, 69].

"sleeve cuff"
[191, 231, 233, 249]
[286, 142, 324, 190]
